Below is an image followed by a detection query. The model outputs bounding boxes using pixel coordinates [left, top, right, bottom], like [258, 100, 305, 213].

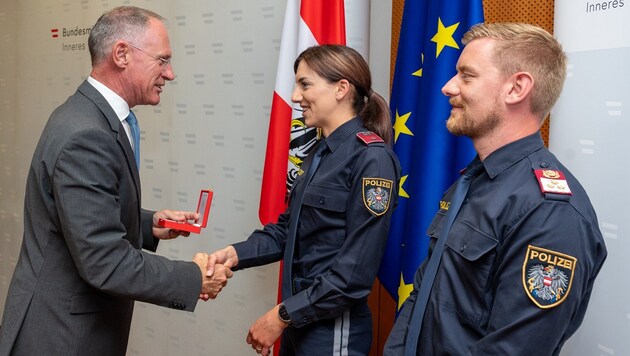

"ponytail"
[357, 90, 393, 145]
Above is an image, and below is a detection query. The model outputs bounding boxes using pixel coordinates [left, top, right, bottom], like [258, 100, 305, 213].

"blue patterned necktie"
[126, 111, 140, 168]
[403, 161, 484, 356]
[281, 141, 327, 299]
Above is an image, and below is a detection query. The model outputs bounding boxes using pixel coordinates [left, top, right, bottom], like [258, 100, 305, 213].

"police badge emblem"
[363, 178, 393, 216]
[522, 245, 577, 308]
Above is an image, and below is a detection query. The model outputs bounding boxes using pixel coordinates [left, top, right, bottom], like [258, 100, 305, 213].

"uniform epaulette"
[356, 131, 384, 145]
[534, 169, 572, 198]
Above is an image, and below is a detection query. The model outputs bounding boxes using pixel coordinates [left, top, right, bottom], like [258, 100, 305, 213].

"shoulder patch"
[534, 169, 572, 195]
[356, 131, 384, 145]
[522, 245, 576, 309]
[362, 178, 393, 216]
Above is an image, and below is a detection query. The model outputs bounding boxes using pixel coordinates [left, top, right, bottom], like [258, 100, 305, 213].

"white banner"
[553, 1, 630, 355]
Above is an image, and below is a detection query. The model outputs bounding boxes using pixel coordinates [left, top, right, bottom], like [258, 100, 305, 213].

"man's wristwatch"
[278, 303, 292, 325]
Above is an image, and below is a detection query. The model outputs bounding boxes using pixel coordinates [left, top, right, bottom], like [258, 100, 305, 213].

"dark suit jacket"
[0, 81, 201, 355]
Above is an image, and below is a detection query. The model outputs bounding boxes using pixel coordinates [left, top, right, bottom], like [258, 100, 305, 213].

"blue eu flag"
[378, 0, 484, 310]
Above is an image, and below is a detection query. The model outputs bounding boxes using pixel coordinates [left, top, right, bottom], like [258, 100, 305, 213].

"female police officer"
[208, 44, 400, 355]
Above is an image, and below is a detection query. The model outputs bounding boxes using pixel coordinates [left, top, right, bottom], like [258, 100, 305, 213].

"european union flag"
[378, 0, 484, 310]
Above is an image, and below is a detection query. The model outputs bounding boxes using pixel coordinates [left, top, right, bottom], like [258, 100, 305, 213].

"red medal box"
[158, 189, 213, 234]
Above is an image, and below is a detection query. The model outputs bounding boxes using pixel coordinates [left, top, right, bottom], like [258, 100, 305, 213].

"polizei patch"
[362, 178, 393, 216]
[522, 245, 577, 309]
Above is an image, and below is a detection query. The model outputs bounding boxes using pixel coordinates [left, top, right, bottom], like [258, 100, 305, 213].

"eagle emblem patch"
[522, 245, 577, 308]
[363, 178, 393, 216]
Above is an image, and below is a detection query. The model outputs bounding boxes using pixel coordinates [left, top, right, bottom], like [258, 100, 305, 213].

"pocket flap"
[302, 184, 348, 212]
[445, 221, 497, 261]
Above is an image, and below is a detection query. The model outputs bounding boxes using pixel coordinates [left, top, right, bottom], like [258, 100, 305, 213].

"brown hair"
[463, 22, 567, 118]
[294, 45, 393, 144]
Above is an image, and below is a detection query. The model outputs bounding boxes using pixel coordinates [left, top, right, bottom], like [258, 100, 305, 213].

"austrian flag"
[259, 0, 346, 226]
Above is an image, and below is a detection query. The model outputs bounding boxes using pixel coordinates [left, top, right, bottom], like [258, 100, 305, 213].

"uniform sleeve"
[54, 129, 201, 311]
[232, 209, 290, 270]
[469, 200, 606, 354]
[284, 146, 399, 327]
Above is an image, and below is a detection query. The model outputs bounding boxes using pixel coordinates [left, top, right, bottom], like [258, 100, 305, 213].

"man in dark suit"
[0, 6, 232, 355]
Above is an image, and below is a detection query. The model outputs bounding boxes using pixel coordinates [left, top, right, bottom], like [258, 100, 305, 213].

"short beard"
[446, 109, 500, 139]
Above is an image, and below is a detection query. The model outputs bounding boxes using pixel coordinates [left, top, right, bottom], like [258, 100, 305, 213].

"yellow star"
[398, 273, 414, 310]
[393, 109, 414, 143]
[399, 175, 409, 199]
[412, 53, 424, 77]
[431, 17, 460, 58]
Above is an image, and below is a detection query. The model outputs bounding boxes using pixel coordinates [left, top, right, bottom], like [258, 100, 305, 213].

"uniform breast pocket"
[300, 184, 349, 250]
[302, 184, 349, 213]
[445, 220, 497, 265]
[439, 220, 498, 326]
[426, 208, 447, 238]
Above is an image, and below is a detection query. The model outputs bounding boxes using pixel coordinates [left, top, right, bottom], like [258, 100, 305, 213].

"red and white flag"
[260, 2, 346, 354]
[259, 0, 346, 227]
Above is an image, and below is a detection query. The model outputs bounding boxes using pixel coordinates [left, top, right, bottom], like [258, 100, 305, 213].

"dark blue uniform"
[385, 132, 606, 355]
[234, 117, 400, 355]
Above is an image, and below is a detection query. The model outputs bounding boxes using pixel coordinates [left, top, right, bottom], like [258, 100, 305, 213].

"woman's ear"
[336, 79, 351, 100]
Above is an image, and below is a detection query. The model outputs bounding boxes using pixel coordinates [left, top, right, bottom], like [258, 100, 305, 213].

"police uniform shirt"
[385, 132, 606, 355]
[233, 117, 400, 328]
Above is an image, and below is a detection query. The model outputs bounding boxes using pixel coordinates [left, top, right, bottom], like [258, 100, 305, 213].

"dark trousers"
[280, 302, 372, 356]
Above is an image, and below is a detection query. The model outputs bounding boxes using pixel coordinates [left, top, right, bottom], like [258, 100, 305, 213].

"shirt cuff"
[282, 291, 318, 328]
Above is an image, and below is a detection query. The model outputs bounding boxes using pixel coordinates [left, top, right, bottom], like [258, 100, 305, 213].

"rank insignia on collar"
[362, 178, 393, 216]
[534, 169, 572, 195]
[522, 245, 577, 309]
[356, 131, 384, 145]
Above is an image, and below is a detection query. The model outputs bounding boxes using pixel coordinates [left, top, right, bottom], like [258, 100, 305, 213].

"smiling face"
[125, 18, 174, 107]
[291, 61, 340, 134]
[442, 38, 506, 139]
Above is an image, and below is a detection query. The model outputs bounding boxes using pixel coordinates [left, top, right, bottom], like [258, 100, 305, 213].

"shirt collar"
[481, 132, 545, 179]
[321, 117, 362, 153]
[87, 76, 130, 123]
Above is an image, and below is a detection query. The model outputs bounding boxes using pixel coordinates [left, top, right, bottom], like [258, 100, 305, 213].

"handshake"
[192, 246, 239, 301]
[153, 209, 238, 301]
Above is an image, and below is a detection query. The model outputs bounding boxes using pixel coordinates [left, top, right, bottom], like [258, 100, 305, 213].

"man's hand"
[207, 245, 239, 277]
[246, 305, 288, 355]
[193, 253, 233, 301]
[153, 209, 198, 239]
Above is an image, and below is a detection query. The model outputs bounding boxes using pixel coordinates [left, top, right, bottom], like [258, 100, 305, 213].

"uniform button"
[540, 162, 549, 168]
[460, 243, 467, 252]
[319, 197, 325, 205]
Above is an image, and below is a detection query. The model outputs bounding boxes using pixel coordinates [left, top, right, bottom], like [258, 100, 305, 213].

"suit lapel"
[77, 80, 142, 210]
